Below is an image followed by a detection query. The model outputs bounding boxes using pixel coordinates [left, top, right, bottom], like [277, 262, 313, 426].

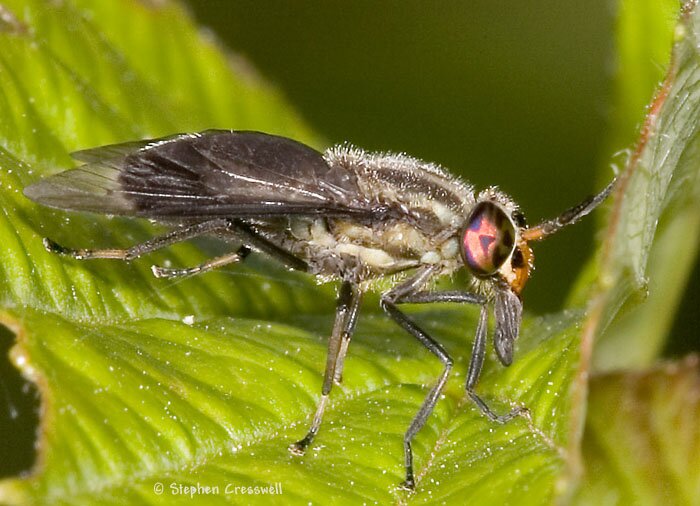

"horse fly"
[23, 130, 615, 489]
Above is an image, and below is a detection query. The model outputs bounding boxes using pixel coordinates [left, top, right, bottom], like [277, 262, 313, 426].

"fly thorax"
[439, 237, 460, 260]
[309, 219, 336, 247]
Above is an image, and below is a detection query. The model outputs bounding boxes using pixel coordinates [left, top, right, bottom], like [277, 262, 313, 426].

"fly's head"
[460, 191, 533, 297]
[458, 190, 531, 366]
[458, 177, 617, 366]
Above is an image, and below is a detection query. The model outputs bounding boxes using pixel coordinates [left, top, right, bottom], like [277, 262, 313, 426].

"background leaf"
[590, 0, 700, 371]
[574, 355, 700, 505]
[561, 0, 700, 500]
[605, 0, 679, 154]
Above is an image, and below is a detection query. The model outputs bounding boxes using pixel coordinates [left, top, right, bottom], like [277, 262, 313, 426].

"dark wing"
[23, 130, 374, 219]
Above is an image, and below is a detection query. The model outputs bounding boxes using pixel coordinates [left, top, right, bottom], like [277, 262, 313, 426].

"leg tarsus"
[289, 395, 330, 455]
[44, 237, 74, 256]
[399, 440, 416, 490]
[466, 390, 527, 423]
[43, 236, 134, 261]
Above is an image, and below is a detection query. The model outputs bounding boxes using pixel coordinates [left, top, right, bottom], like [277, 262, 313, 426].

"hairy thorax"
[252, 144, 478, 284]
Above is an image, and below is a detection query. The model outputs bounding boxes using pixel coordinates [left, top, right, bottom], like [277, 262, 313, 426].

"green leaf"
[0, 1, 697, 505]
[607, 0, 679, 153]
[591, 0, 700, 370]
[1, 307, 585, 505]
[574, 355, 700, 505]
[561, 0, 700, 500]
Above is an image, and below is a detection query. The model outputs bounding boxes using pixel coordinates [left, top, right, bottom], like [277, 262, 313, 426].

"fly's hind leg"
[151, 246, 251, 279]
[289, 281, 362, 455]
[46, 218, 310, 279]
[147, 218, 310, 279]
[225, 219, 309, 272]
[43, 219, 231, 261]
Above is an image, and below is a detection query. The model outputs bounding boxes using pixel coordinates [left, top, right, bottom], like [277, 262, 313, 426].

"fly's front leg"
[386, 282, 527, 489]
[464, 304, 526, 423]
[406, 291, 526, 421]
[43, 219, 230, 261]
[289, 281, 362, 455]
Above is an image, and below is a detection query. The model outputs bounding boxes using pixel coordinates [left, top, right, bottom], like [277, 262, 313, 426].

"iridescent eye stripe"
[464, 213, 499, 274]
[462, 201, 515, 277]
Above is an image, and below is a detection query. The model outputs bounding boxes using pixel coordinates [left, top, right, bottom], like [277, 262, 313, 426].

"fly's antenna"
[521, 177, 617, 242]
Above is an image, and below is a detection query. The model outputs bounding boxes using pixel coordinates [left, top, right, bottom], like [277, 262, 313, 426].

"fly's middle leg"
[381, 292, 452, 490]
[289, 281, 362, 455]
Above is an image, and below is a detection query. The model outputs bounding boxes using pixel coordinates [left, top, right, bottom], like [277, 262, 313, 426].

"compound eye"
[461, 201, 516, 277]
